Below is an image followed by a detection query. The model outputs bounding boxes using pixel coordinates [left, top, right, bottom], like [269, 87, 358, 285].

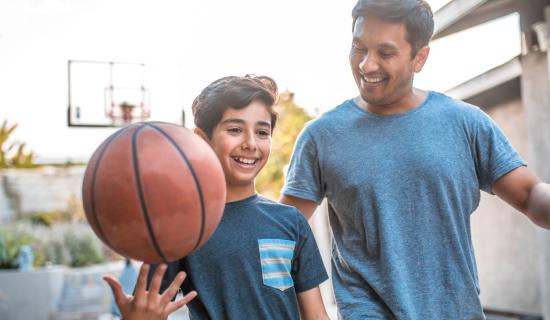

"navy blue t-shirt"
[152, 194, 328, 320]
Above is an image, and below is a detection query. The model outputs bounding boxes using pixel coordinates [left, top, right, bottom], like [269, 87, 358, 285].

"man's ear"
[194, 127, 210, 143]
[413, 46, 430, 73]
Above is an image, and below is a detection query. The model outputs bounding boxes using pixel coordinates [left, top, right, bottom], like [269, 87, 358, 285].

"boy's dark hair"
[192, 75, 279, 138]
[352, 0, 434, 57]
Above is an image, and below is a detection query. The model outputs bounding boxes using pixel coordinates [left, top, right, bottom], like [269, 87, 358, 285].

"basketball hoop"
[105, 84, 151, 126]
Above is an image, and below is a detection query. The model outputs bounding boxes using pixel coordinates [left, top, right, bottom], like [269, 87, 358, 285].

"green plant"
[0, 222, 111, 269]
[29, 211, 66, 226]
[0, 223, 35, 269]
[256, 91, 313, 199]
[0, 119, 37, 169]
[63, 224, 107, 267]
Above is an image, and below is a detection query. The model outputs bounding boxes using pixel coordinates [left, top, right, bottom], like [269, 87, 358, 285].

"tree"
[255, 91, 313, 200]
[0, 119, 36, 169]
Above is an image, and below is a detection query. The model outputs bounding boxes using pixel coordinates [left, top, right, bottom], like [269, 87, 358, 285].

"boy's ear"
[194, 127, 210, 143]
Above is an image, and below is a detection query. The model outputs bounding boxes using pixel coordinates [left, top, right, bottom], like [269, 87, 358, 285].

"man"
[280, 0, 550, 319]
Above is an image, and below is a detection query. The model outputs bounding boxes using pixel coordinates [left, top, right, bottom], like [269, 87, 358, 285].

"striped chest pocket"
[258, 239, 296, 291]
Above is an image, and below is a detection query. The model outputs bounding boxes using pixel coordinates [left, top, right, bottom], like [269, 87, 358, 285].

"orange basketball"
[82, 122, 226, 263]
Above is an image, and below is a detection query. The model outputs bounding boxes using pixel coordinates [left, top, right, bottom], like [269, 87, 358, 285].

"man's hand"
[103, 263, 197, 320]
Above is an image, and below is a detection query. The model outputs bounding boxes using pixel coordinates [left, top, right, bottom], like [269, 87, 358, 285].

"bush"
[63, 225, 106, 267]
[0, 222, 110, 269]
[0, 223, 35, 269]
[29, 211, 66, 227]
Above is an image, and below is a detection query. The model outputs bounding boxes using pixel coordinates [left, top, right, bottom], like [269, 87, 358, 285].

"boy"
[104, 75, 330, 320]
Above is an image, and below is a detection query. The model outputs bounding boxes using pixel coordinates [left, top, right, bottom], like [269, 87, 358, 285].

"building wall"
[0, 166, 84, 221]
[470, 98, 543, 313]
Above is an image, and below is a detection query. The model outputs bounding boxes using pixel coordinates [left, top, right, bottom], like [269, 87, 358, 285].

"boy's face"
[206, 101, 272, 191]
[350, 16, 429, 112]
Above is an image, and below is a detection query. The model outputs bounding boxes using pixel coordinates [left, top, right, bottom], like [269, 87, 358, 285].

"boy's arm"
[279, 194, 318, 220]
[297, 287, 330, 320]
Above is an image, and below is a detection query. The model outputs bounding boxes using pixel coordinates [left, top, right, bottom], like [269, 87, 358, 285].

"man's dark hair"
[192, 75, 278, 138]
[352, 0, 434, 57]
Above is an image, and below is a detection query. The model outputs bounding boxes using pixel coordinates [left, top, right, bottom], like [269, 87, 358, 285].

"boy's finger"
[161, 271, 186, 305]
[148, 263, 167, 297]
[103, 276, 127, 306]
[134, 263, 150, 300]
[165, 291, 197, 314]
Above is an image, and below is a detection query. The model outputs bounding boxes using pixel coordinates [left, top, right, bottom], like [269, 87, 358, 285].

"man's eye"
[352, 43, 367, 52]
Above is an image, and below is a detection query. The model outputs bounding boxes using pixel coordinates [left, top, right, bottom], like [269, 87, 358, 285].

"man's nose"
[359, 53, 378, 74]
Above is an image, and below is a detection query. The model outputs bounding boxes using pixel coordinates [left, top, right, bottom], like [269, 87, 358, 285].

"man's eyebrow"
[379, 43, 399, 51]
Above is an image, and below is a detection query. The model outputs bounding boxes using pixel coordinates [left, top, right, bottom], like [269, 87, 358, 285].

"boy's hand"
[103, 263, 197, 320]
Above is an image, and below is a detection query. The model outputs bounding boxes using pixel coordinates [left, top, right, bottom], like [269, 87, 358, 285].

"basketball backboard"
[67, 60, 185, 128]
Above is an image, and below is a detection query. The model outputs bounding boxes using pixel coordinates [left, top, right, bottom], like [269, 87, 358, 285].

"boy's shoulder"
[253, 195, 309, 223]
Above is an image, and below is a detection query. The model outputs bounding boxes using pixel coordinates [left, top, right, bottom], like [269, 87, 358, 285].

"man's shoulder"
[299, 99, 356, 135]
[428, 91, 488, 121]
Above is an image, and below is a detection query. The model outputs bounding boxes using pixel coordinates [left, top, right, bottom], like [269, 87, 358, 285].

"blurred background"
[1, 0, 550, 319]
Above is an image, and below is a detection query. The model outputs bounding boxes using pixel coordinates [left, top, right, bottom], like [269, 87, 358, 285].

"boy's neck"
[226, 184, 256, 203]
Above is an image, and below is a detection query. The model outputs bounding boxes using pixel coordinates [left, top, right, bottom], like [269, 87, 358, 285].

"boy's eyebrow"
[220, 118, 271, 128]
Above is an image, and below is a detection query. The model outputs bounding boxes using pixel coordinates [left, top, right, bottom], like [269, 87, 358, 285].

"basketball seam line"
[133, 124, 168, 263]
[89, 128, 125, 250]
[147, 123, 207, 252]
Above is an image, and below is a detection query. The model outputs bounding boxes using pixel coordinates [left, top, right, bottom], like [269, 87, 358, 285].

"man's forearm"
[526, 182, 550, 229]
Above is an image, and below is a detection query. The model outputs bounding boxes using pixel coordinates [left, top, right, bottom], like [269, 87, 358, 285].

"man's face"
[350, 16, 428, 112]
[207, 101, 272, 190]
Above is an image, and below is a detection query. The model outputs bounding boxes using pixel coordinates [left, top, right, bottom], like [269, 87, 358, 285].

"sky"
[0, 0, 521, 162]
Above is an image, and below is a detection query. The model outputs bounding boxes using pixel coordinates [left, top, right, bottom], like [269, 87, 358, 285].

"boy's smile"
[204, 100, 272, 200]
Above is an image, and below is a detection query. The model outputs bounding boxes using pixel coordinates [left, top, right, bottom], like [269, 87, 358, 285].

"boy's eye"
[257, 129, 271, 137]
[227, 127, 242, 134]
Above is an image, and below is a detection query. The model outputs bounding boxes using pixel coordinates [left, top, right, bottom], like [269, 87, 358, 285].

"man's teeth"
[364, 76, 384, 83]
[234, 157, 256, 164]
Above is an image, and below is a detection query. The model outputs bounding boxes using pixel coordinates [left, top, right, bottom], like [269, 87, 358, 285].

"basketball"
[82, 122, 226, 263]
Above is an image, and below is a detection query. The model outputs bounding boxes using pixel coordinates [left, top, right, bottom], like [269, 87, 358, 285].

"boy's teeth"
[235, 157, 255, 164]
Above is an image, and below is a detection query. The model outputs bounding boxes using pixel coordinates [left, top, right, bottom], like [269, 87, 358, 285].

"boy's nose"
[241, 132, 257, 151]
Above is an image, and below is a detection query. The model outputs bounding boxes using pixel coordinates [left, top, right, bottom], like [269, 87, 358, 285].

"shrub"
[0, 222, 110, 269]
[29, 211, 66, 227]
[0, 223, 35, 269]
[63, 225, 106, 267]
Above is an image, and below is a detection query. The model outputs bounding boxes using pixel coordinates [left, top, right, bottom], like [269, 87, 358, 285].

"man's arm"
[279, 194, 318, 220]
[297, 287, 330, 320]
[492, 166, 550, 229]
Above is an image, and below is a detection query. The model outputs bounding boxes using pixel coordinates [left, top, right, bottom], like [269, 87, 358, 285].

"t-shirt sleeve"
[291, 213, 329, 292]
[282, 127, 325, 203]
[471, 109, 526, 193]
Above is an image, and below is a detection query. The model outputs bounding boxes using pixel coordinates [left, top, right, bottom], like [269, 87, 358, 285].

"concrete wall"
[521, 51, 550, 319]
[0, 166, 84, 221]
[470, 98, 543, 314]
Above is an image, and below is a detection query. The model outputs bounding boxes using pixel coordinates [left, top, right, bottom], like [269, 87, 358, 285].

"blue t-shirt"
[282, 92, 525, 320]
[152, 194, 328, 320]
